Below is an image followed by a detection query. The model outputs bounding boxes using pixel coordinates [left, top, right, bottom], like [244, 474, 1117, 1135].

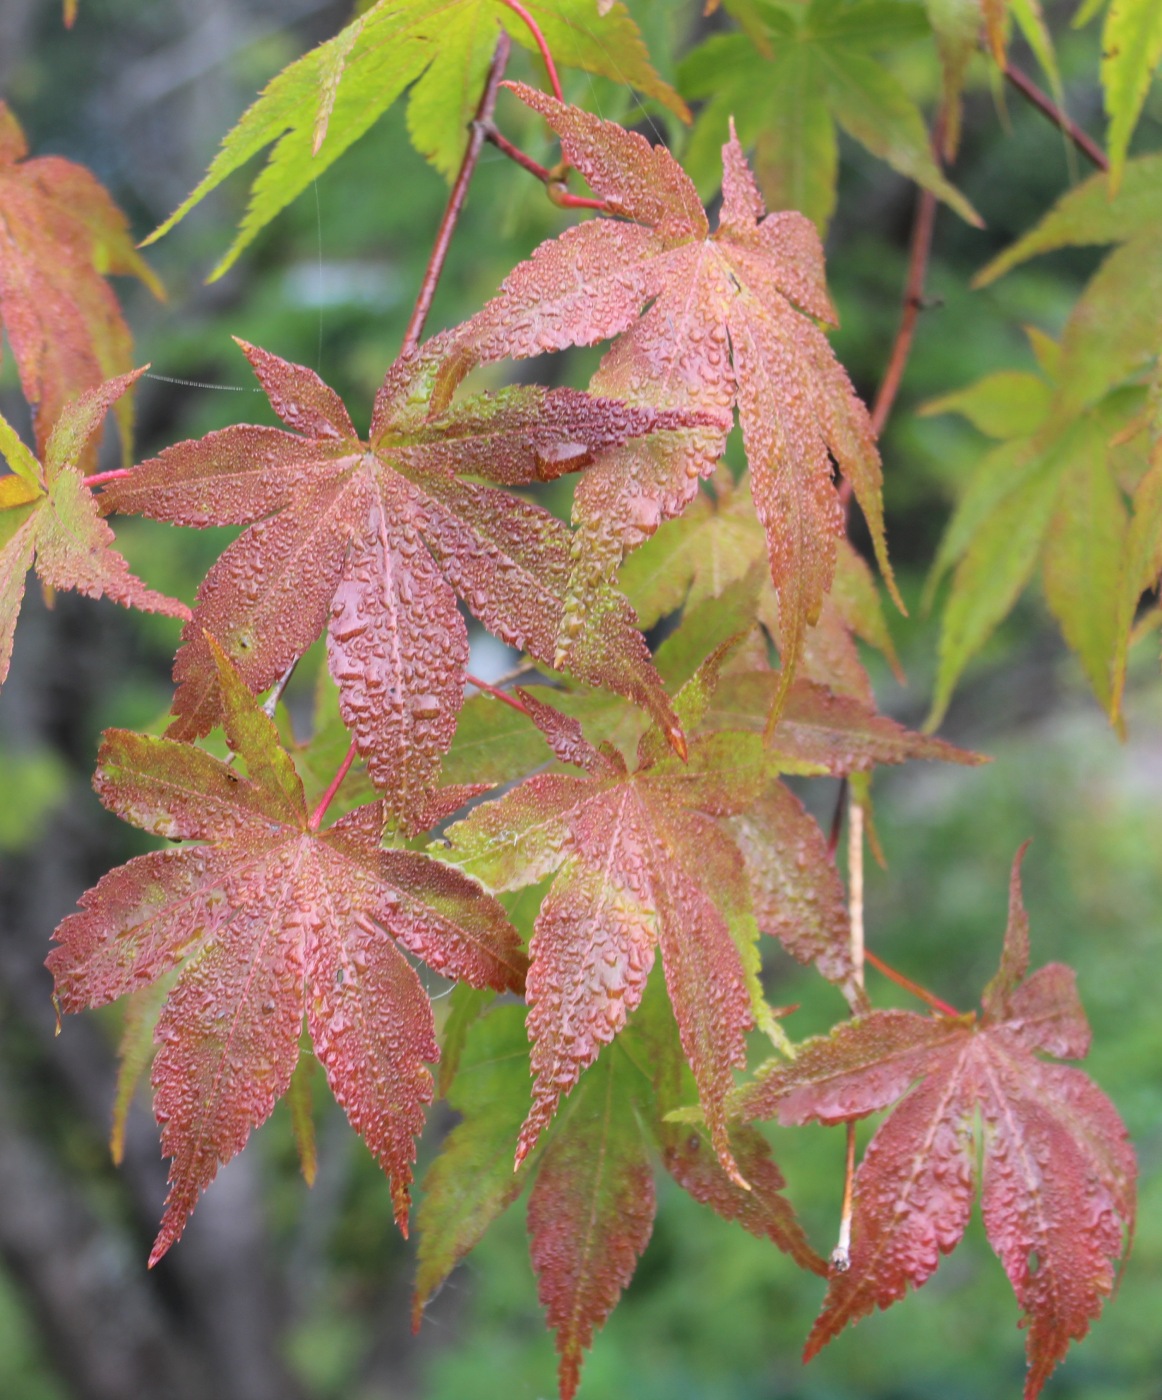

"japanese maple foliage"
[2, 3, 1153, 1396]
[735, 850, 1136, 1399]
[101, 334, 710, 823]
[0, 103, 162, 464]
[0, 370, 189, 688]
[48, 643, 525, 1261]
[450, 84, 902, 699]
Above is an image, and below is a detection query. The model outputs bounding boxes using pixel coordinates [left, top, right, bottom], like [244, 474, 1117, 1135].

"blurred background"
[0, 1, 1158, 1397]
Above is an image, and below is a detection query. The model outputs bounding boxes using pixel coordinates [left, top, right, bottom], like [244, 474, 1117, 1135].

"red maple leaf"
[101, 337, 703, 822]
[451, 83, 901, 690]
[0, 370, 188, 688]
[414, 979, 822, 1400]
[734, 849, 1137, 1399]
[47, 644, 526, 1264]
[441, 650, 789, 1185]
[0, 102, 163, 463]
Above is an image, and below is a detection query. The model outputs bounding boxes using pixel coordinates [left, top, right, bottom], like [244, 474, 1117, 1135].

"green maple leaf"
[145, 0, 686, 279]
[678, 0, 979, 232]
[923, 328, 1151, 728]
[1099, 0, 1162, 191]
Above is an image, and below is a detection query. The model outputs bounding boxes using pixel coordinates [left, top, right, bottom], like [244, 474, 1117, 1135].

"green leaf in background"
[977, 155, 1162, 409]
[678, 0, 979, 232]
[923, 347, 1149, 727]
[1101, 0, 1162, 191]
[146, 0, 685, 279]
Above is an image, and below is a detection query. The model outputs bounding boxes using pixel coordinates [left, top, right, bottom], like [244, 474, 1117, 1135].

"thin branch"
[497, 0, 564, 102]
[400, 32, 511, 355]
[831, 790, 865, 1271]
[466, 671, 532, 715]
[830, 1123, 857, 1272]
[864, 948, 962, 1019]
[847, 793, 865, 991]
[1004, 62, 1108, 172]
[484, 120, 553, 179]
[308, 739, 357, 832]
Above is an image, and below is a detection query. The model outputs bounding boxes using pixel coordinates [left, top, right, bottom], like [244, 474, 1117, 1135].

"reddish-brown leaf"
[0, 102, 162, 463]
[528, 1046, 655, 1400]
[444, 686, 782, 1185]
[736, 853, 1136, 1398]
[454, 87, 900, 688]
[706, 670, 984, 775]
[47, 647, 525, 1263]
[102, 337, 690, 823]
[0, 373, 188, 688]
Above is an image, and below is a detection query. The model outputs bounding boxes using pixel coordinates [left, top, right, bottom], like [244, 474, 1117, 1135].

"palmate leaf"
[0, 372, 189, 689]
[735, 851, 1136, 1400]
[144, 0, 685, 279]
[47, 645, 526, 1264]
[101, 335, 697, 823]
[441, 663, 794, 1185]
[922, 323, 1151, 726]
[0, 103, 163, 463]
[415, 981, 823, 1400]
[454, 86, 904, 699]
[679, 0, 980, 231]
[618, 467, 904, 700]
[1099, 0, 1162, 191]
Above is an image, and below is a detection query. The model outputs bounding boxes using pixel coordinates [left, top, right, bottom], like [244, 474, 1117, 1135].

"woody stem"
[1003, 62, 1108, 172]
[864, 948, 962, 1019]
[400, 32, 511, 356]
[308, 739, 358, 832]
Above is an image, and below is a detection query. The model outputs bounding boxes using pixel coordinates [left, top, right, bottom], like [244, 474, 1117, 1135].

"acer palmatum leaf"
[0, 103, 162, 464]
[734, 850, 1136, 1399]
[0, 371, 188, 688]
[453, 85, 901, 695]
[47, 645, 525, 1264]
[144, 0, 685, 278]
[442, 674, 789, 1185]
[101, 336, 696, 823]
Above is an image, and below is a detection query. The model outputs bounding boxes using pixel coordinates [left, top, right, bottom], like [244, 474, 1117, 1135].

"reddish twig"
[483, 123, 612, 212]
[400, 33, 512, 355]
[484, 121, 554, 179]
[308, 738, 357, 831]
[1003, 62, 1108, 172]
[81, 468, 132, 489]
[863, 948, 962, 1019]
[466, 671, 532, 716]
[498, 0, 564, 102]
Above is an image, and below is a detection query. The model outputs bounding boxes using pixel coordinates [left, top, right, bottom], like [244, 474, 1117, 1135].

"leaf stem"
[400, 33, 512, 356]
[863, 948, 961, 1019]
[82, 468, 133, 489]
[1003, 63, 1108, 172]
[830, 1122, 856, 1273]
[483, 123, 612, 212]
[466, 671, 532, 716]
[497, 0, 564, 102]
[308, 738, 357, 832]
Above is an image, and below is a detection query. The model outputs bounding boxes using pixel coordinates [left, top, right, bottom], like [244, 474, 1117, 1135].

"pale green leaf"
[1102, 0, 1162, 191]
[1041, 423, 1128, 717]
[920, 370, 1053, 439]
